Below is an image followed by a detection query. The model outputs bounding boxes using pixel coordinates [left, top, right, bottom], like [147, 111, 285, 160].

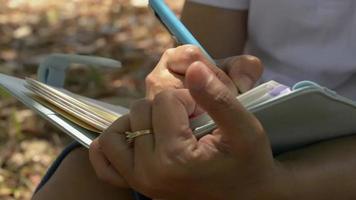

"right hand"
[145, 45, 263, 99]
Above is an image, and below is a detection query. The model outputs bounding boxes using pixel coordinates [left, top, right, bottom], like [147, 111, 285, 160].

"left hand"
[89, 61, 293, 199]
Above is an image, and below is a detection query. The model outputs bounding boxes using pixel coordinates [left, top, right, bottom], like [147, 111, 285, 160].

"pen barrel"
[149, 0, 215, 63]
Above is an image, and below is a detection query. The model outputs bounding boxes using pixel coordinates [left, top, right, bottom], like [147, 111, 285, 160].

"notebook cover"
[251, 81, 356, 154]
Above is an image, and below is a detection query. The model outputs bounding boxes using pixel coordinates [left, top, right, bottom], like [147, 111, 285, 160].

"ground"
[0, 0, 184, 199]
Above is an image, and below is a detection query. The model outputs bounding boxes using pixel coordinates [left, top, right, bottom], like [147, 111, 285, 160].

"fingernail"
[235, 75, 254, 93]
[189, 62, 214, 91]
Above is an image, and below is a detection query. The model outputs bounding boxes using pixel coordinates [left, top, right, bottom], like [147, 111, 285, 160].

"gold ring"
[125, 129, 153, 143]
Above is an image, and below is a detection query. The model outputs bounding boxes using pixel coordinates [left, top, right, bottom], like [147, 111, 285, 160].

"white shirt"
[190, 0, 356, 100]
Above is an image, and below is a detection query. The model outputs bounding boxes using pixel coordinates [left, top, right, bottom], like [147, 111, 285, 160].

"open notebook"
[25, 78, 291, 134]
[1, 73, 356, 154]
[0, 73, 128, 147]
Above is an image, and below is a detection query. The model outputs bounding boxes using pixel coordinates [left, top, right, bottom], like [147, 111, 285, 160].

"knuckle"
[213, 88, 235, 109]
[241, 55, 262, 66]
[145, 74, 162, 90]
[181, 45, 202, 61]
[225, 55, 262, 69]
[163, 48, 175, 58]
[145, 74, 155, 86]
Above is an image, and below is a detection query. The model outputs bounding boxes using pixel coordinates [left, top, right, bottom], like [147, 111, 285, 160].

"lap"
[32, 142, 145, 200]
[34, 135, 356, 200]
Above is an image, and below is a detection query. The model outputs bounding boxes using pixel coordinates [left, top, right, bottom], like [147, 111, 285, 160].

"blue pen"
[149, 0, 219, 137]
[148, 0, 215, 62]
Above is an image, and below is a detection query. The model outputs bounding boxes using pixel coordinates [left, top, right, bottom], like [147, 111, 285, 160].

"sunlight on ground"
[0, 0, 184, 199]
[7, 0, 73, 10]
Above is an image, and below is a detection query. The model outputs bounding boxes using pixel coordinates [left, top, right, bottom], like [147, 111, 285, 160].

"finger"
[186, 61, 265, 149]
[145, 55, 185, 100]
[153, 89, 198, 151]
[98, 115, 134, 182]
[166, 45, 237, 96]
[89, 139, 129, 188]
[129, 99, 154, 164]
[218, 55, 263, 93]
[166, 45, 202, 75]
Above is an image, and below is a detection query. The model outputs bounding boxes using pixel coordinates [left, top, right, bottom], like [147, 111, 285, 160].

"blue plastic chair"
[37, 53, 122, 87]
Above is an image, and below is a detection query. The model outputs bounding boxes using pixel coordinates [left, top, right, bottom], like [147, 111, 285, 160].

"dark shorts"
[34, 141, 151, 200]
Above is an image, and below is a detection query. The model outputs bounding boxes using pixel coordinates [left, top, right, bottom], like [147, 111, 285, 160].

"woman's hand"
[90, 61, 292, 199]
[89, 44, 265, 191]
[145, 45, 263, 99]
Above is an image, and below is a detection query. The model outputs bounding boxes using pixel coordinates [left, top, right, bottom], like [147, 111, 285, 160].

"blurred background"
[0, 0, 184, 199]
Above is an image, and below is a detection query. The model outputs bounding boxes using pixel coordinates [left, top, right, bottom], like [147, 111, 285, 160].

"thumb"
[186, 61, 265, 148]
